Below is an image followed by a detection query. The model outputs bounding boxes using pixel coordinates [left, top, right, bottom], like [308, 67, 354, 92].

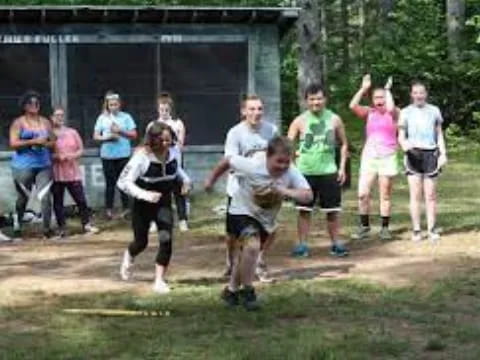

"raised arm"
[349, 74, 371, 118]
[334, 115, 349, 185]
[384, 76, 395, 113]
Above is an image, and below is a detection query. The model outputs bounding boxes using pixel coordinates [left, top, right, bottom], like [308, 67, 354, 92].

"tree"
[296, 0, 323, 105]
[447, 0, 466, 62]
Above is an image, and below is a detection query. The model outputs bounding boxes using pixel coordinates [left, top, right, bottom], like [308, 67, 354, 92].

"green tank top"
[297, 109, 337, 175]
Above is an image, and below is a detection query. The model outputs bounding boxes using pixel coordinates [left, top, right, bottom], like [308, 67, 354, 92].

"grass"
[1, 146, 480, 359]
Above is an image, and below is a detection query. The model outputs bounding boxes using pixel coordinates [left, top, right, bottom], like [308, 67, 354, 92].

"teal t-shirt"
[94, 111, 136, 159]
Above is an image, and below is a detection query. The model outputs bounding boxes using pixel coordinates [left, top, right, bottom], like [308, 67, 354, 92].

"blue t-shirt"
[94, 111, 136, 159]
[399, 104, 443, 150]
[12, 127, 52, 170]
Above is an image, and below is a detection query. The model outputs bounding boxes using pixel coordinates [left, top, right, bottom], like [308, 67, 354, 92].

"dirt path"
[1, 221, 479, 307]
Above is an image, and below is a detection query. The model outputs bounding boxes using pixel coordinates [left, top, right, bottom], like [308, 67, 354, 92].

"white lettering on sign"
[91, 164, 105, 188]
[160, 34, 183, 43]
[0, 34, 80, 44]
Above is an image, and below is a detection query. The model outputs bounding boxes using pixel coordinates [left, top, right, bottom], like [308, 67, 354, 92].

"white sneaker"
[152, 278, 171, 294]
[411, 231, 423, 242]
[84, 223, 100, 234]
[428, 230, 441, 243]
[149, 222, 157, 234]
[178, 220, 189, 232]
[120, 250, 133, 281]
[0, 230, 12, 242]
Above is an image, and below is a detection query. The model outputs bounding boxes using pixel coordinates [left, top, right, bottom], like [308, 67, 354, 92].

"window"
[0, 44, 50, 150]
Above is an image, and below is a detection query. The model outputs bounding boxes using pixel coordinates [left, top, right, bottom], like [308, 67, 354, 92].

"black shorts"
[404, 149, 440, 178]
[295, 174, 341, 212]
[227, 214, 269, 243]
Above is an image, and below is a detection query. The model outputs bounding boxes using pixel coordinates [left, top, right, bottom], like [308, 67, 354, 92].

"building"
[0, 5, 298, 208]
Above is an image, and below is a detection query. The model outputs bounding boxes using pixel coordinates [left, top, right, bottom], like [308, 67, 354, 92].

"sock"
[381, 216, 390, 229]
[360, 214, 370, 228]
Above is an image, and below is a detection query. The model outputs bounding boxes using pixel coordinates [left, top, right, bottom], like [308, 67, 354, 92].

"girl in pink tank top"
[349, 74, 399, 242]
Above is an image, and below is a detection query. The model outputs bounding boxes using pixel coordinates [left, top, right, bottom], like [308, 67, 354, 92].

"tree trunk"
[340, 0, 349, 72]
[447, 0, 465, 62]
[296, 0, 323, 105]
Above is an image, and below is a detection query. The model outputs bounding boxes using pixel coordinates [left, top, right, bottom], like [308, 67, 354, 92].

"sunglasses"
[105, 94, 120, 101]
[26, 99, 40, 106]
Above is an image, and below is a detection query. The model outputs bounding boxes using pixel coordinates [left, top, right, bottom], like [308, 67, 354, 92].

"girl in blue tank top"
[9, 91, 55, 239]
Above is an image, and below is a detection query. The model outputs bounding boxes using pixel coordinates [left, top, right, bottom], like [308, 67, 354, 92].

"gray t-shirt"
[399, 104, 443, 149]
[228, 155, 309, 233]
[224, 121, 278, 196]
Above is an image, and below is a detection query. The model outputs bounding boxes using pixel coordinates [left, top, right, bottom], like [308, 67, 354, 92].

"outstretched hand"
[361, 74, 372, 91]
[385, 76, 393, 90]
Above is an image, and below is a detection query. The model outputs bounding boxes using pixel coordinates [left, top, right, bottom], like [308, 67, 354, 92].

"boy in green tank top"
[288, 83, 349, 257]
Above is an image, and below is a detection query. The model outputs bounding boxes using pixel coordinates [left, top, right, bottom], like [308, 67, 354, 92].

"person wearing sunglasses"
[9, 90, 55, 239]
[93, 91, 137, 220]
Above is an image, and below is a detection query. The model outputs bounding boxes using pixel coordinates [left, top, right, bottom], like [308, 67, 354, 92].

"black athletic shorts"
[404, 148, 440, 178]
[295, 174, 341, 212]
[227, 214, 269, 243]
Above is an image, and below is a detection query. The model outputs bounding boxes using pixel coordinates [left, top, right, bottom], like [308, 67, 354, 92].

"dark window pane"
[67, 44, 156, 147]
[0, 44, 50, 150]
[161, 43, 248, 145]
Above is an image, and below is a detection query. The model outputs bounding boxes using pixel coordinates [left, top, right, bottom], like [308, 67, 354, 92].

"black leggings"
[128, 201, 173, 266]
[102, 158, 129, 210]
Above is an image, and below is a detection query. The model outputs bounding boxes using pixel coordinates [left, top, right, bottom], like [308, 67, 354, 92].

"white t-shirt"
[224, 121, 278, 196]
[228, 155, 309, 233]
[399, 104, 443, 150]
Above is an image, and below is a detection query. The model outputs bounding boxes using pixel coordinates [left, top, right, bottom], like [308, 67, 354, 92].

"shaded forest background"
[4, 0, 480, 141]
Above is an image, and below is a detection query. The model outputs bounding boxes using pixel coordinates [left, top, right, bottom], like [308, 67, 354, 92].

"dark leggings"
[102, 158, 129, 210]
[128, 201, 173, 266]
[52, 181, 90, 227]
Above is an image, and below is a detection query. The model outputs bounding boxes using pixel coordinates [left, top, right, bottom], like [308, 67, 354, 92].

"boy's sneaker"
[379, 227, 393, 241]
[106, 209, 114, 220]
[255, 261, 273, 283]
[0, 230, 12, 243]
[330, 244, 349, 257]
[239, 286, 260, 311]
[428, 229, 441, 243]
[149, 222, 157, 234]
[152, 278, 171, 294]
[351, 226, 370, 240]
[411, 231, 422, 242]
[291, 243, 310, 258]
[120, 250, 133, 281]
[57, 228, 67, 239]
[178, 220, 189, 232]
[83, 223, 99, 235]
[221, 287, 239, 307]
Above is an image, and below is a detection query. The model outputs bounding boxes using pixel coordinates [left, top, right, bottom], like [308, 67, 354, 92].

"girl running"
[51, 106, 99, 237]
[205, 136, 312, 310]
[398, 82, 447, 242]
[93, 91, 137, 220]
[146, 93, 189, 232]
[118, 122, 191, 294]
[349, 74, 399, 241]
[9, 90, 55, 239]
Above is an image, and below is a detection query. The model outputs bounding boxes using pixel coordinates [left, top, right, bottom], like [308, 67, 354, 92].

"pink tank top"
[363, 108, 397, 158]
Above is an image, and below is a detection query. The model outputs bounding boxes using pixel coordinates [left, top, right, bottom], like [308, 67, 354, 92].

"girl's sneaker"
[291, 243, 310, 257]
[83, 223, 99, 234]
[152, 278, 171, 294]
[120, 250, 133, 281]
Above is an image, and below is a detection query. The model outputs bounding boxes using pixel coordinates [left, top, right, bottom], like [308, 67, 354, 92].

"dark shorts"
[404, 149, 440, 178]
[295, 174, 341, 212]
[227, 214, 269, 243]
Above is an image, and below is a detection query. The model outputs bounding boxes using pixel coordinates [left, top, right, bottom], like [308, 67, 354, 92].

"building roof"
[0, 6, 299, 35]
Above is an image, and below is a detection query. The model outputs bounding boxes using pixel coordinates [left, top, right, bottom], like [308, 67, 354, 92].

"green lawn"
[1, 146, 480, 360]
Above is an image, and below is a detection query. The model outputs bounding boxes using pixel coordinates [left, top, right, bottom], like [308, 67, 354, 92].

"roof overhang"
[0, 6, 299, 36]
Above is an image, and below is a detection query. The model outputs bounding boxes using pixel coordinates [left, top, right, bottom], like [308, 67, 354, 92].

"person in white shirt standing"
[398, 81, 447, 242]
[205, 136, 312, 310]
[146, 93, 189, 232]
[223, 95, 278, 281]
